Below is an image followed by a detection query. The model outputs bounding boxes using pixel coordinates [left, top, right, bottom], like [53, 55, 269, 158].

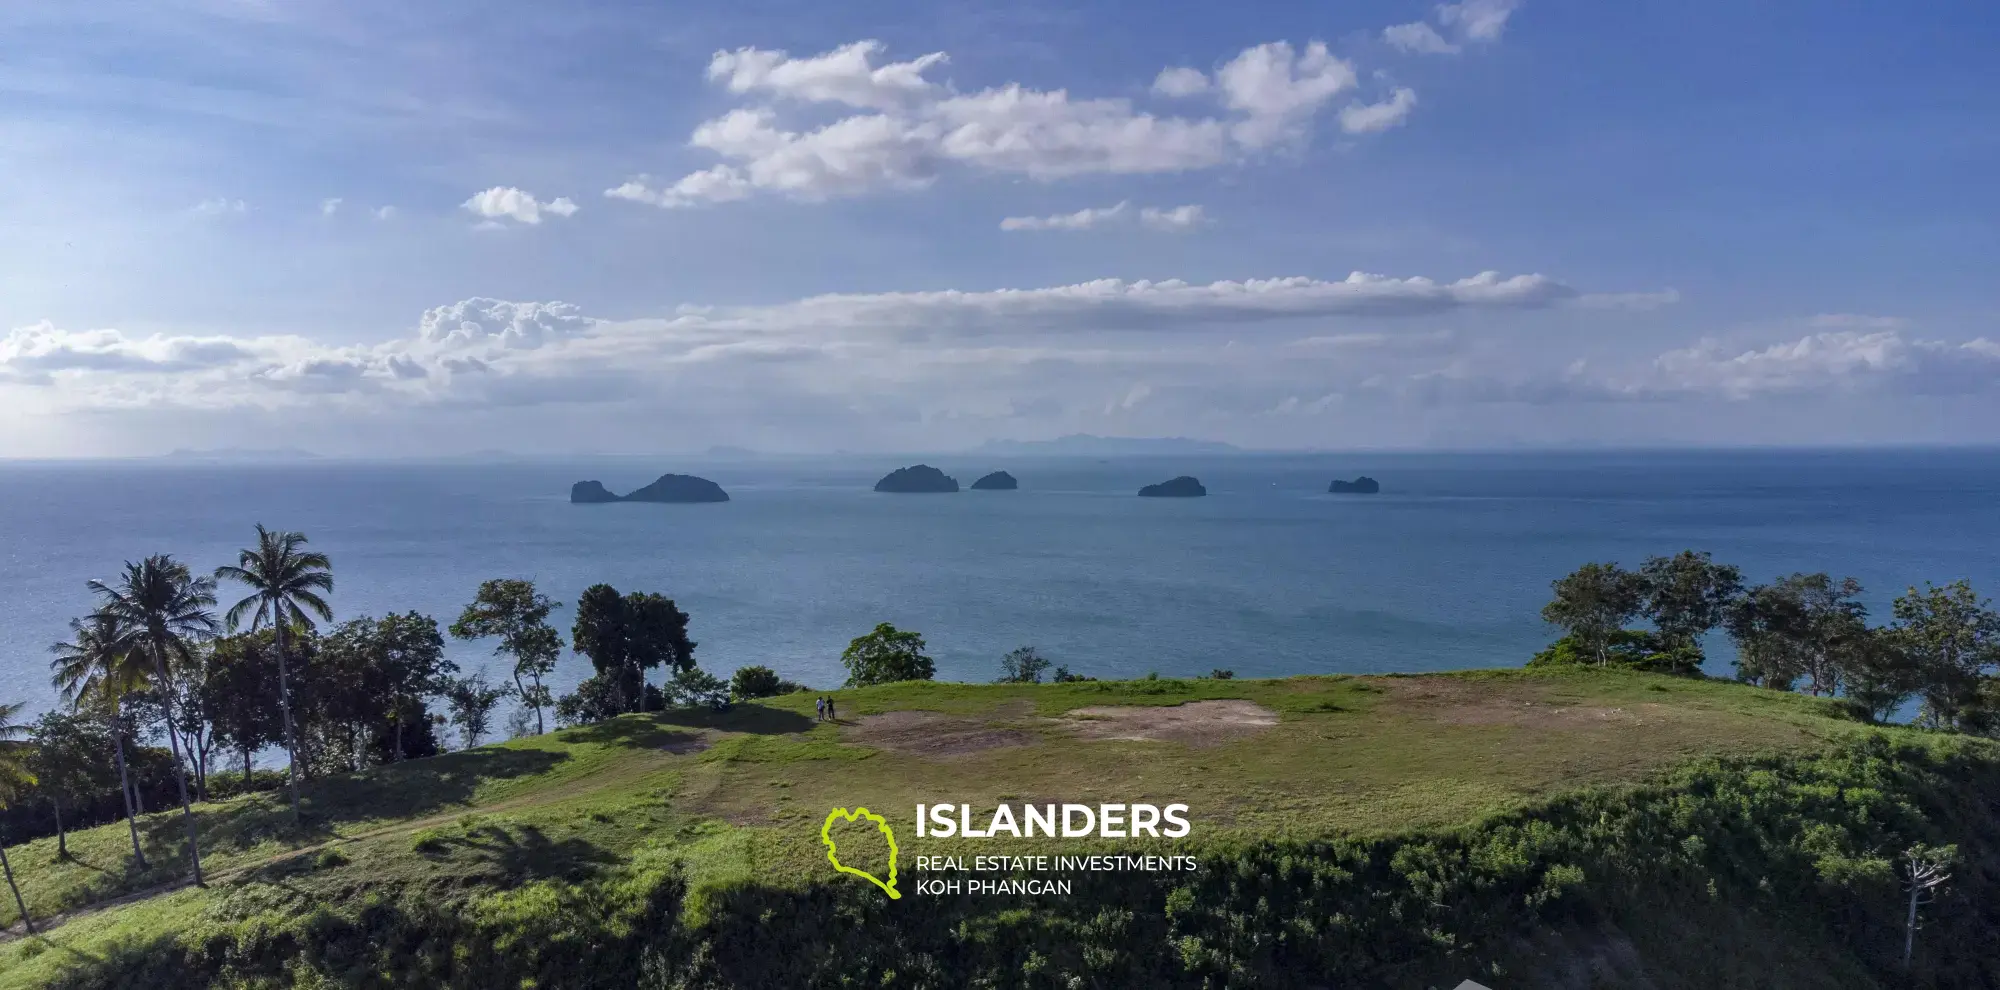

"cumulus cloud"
[608, 38, 1399, 207]
[417, 298, 597, 350]
[192, 198, 247, 216]
[373, 206, 398, 220]
[320, 198, 342, 216]
[1648, 331, 2000, 398]
[1151, 66, 1211, 98]
[1339, 87, 1418, 134]
[0, 322, 254, 376]
[461, 187, 580, 225]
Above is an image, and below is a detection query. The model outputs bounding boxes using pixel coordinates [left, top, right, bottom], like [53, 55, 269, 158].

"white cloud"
[461, 186, 579, 225]
[708, 40, 945, 110]
[192, 198, 247, 216]
[1437, 0, 1521, 44]
[1001, 202, 1130, 231]
[1139, 204, 1206, 230]
[1384, 22, 1460, 55]
[1151, 66, 1211, 98]
[320, 197, 342, 216]
[0, 322, 254, 375]
[373, 206, 398, 220]
[1647, 331, 2000, 398]
[416, 298, 596, 350]
[1340, 87, 1418, 134]
[1807, 313, 1911, 330]
[610, 37, 1400, 208]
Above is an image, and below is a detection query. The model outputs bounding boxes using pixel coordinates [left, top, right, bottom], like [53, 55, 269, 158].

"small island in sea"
[970, 470, 1019, 491]
[569, 474, 730, 504]
[1138, 476, 1206, 498]
[1328, 476, 1381, 494]
[874, 464, 960, 493]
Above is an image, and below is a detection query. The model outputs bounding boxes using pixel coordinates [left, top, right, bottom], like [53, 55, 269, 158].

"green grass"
[0, 669, 1918, 988]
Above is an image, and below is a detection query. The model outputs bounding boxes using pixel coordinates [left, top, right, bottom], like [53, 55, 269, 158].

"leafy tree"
[1208, 669, 1236, 680]
[49, 610, 151, 867]
[1640, 551, 1744, 652]
[1842, 627, 1924, 724]
[369, 613, 455, 761]
[308, 615, 452, 771]
[451, 579, 563, 735]
[203, 632, 283, 783]
[445, 674, 512, 749]
[0, 700, 37, 934]
[1540, 562, 1647, 667]
[1893, 581, 2000, 731]
[996, 646, 1051, 684]
[1725, 574, 1868, 696]
[27, 710, 108, 860]
[1051, 665, 1094, 683]
[730, 665, 784, 699]
[669, 667, 730, 709]
[841, 623, 936, 687]
[215, 526, 334, 820]
[571, 585, 696, 715]
[90, 555, 218, 886]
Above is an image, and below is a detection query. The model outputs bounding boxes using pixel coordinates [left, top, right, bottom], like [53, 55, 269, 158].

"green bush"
[1527, 628, 1706, 677]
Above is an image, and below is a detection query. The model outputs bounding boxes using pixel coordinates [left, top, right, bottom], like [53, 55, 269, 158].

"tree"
[1893, 581, 2000, 731]
[451, 579, 563, 735]
[203, 632, 283, 784]
[1640, 551, 1743, 653]
[0, 700, 37, 934]
[1725, 574, 1868, 696]
[841, 623, 936, 687]
[365, 613, 455, 761]
[730, 665, 784, 700]
[668, 667, 730, 709]
[446, 674, 511, 749]
[571, 585, 696, 715]
[1843, 627, 1924, 724]
[1901, 844, 1955, 969]
[996, 646, 1052, 684]
[1540, 563, 1647, 667]
[27, 710, 106, 860]
[215, 525, 334, 820]
[49, 610, 151, 867]
[90, 555, 218, 886]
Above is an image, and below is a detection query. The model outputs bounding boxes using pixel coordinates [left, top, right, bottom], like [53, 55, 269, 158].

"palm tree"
[0, 699, 38, 934]
[90, 556, 218, 886]
[51, 611, 152, 868]
[215, 525, 332, 820]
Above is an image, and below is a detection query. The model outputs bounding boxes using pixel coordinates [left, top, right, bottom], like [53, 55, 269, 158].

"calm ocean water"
[3, 449, 1997, 720]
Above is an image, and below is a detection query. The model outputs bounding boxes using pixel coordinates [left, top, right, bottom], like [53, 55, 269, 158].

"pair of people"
[815, 695, 838, 721]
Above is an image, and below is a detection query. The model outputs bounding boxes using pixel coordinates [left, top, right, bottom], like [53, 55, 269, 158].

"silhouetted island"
[874, 465, 960, 493]
[1328, 476, 1381, 494]
[1138, 476, 1207, 498]
[569, 474, 730, 504]
[970, 471, 1018, 491]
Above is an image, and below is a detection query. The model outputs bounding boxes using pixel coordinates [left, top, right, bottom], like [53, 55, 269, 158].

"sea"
[3, 448, 1997, 721]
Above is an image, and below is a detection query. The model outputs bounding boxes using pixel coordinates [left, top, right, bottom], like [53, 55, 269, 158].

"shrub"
[730, 665, 784, 699]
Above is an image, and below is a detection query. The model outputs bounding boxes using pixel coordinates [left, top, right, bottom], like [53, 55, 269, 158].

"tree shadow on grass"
[559, 718, 707, 751]
[423, 823, 620, 883]
[651, 703, 816, 735]
[298, 745, 568, 825]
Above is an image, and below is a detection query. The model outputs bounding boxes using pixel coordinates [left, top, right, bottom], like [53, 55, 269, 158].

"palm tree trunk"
[53, 795, 67, 860]
[0, 843, 31, 935]
[273, 622, 303, 819]
[147, 639, 205, 886]
[112, 720, 147, 869]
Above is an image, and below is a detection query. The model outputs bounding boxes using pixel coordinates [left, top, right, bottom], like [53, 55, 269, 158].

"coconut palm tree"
[50, 611, 152, 868]
[0, 699, 37, 934]
[215, 525, 332, 820]
[90, 556, 218, 886]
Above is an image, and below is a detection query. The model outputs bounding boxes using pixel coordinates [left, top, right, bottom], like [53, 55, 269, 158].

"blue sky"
[1, 0, 1995, 455]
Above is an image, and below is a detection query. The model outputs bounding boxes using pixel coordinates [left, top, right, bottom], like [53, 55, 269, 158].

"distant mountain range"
[973, 434, 1243, 457]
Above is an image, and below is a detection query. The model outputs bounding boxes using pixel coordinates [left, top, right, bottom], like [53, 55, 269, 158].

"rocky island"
[1328, 476, 1381, 494]
[569, 474, 730, 504]
[874, 464, 960, 493]
[1137, 476, 1207, 498]
[969, 471, 1018, 491]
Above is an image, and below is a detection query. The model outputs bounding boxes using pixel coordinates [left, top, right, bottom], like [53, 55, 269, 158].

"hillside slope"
[3, 670, 1996, 988]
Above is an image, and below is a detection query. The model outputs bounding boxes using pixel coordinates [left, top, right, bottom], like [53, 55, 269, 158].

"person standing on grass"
[826, 696, 836, 722]
[816, 696, 826, 721]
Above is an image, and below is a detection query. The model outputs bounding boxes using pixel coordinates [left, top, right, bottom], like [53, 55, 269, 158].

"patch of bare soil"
[844, 710, 1038, 758]
[1062, 700, 1279, 747]
[1377, 676, 1663, 729]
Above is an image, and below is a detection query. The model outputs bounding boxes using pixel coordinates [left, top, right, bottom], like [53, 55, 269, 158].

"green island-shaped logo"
[822, 806, 901, 899]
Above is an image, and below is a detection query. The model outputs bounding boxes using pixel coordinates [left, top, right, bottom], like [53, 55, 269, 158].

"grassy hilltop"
[3, 669, 1998, 988]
